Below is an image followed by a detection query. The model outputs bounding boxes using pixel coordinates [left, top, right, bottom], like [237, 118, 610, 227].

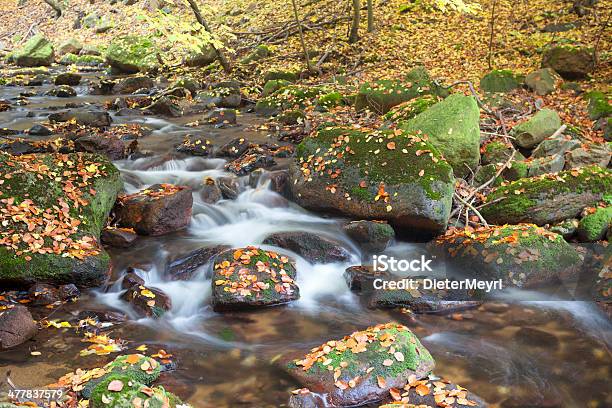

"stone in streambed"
[114, 75, 154, 94]
[217, 137, 251, 158]
[121, 284, 171, 318]
[28, 283, 60, 305]
[342, 220, 395, 253]
[430, 224, 582, 288]
[55, 72, 82, 86]
[200, 177, 223, 204]
[480, 165, 611, 226]
[175, 136, 213, 157]
[49, 109, 112, 127]
[74, 134, 130, 160]
[263, 231, 351, 263]
[0, 305, 37, 349]
[290, 126, 455, 236]
[144, 95, 183, 117]
[101, 227, 138, 248]
[511, 109, 562, 149]
[166, 245, 228, 281]
[0, 152, 122, 287]
[105, 35, 160, 74]
[217, 176, 240, 199]
[45, 85, 77, 97]
[399, 94, 480, 177]
[114, 184, 193, 236]
[285, 323, 434, 407]
[211, 246, 299, 311]
[204, 108, 237, 125]
[344, 265, 391, 292]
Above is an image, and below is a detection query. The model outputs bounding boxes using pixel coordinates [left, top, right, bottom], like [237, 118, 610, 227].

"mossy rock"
[549, 218, 579, 239]
[480, 165, 612, 226]
[105, 35, 159, 74]
[14, 34, 54, 67]
[577, 207, 612, 242]
[584, 91, 611, 121]
[261, 79, 291, 97]
[106, 354, 162, 384]
[76, 54, 105, 66]
[90, 373, 188, 408]
[263, 70, 298, 82]
[58, 38, 83, 56]
[399, 94, 480, 177]
[316, 91, 344, 110]
[285, 323, 434, 407]
[290, 126, 455, 235]
[382, 94, 440, 123]
[255, 85, 327, 116]
[511, 109, 561, 149]
[432, 224, 582, 288]
[525, 68, 561, 96]
[277, 109, 305, 125]
[541, 45, 595, 79]
[241, 44, 272, 64]
[480, 69, 520, 93]
[474, 163, 503, 187]
[481, 140, 525, 165]
[59, 53, 78, 65]
[184, 45, 217, 67]
[501, 160, 529, 181]
[211, 247, 299, 311]
[0, 152, 123, 287]
[354, 66, 448, 114]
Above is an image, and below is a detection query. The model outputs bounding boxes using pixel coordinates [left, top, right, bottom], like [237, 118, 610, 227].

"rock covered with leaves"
[290, 126, 455, 236]
[286, 323, 435, 407]
[211, 246, 299, 311]
[0, 152, 123, 287]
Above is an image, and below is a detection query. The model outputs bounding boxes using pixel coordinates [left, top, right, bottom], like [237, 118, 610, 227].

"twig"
[454, 192, 489, 227]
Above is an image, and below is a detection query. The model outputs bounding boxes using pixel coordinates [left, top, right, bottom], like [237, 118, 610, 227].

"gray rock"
[0, 306, 37, 349]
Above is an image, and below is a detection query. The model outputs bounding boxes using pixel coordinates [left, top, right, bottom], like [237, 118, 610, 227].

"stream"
[0, 67, 610, 408]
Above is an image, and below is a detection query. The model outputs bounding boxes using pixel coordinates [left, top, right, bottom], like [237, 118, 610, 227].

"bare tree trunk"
[185, 0, 231, 73]
[348, 0, 360, 43]
[487, 0, 497, 70]
[43, 0, 62, 17]
[367, 0, 374, 32]
[291, 0, 314, 73]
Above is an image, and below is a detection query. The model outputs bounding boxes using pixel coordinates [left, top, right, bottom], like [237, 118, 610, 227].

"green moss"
[77, 54, 105, 66]
[480, 69, 519, 93]
[383, 94, 440, 122]
[584, 91, 611, 121]
[502, 160, 528, 181]
[578, 207, 612, 241]
[241, 45, 272, 64]
[262, 79, 290, 97]
[263, 70, 298, 82]
[90, 373, 187, 408]
[59, 53, 78, 65]
[13, 34, 54, 66]
[105, 354, 161, 385]
[105, 35, 159, 73]
[255, 85, 328, 116]
[316, 91, 344, 109]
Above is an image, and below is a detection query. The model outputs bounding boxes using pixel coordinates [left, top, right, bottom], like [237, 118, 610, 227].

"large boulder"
[355, 66, 447, 114]
[0, 305, 37, 349]
[114, 184, 193, 236]
[431, 224, 582, 288]
[525, 68, 561, 95]
[541, 45, 596, 79]
[14, 34, 54, 67]
[290, 126, 455, 236]
[399, 94, 481, 177]
[211, 246, 299, 311]
[480, 165, 611, 226]
[285, 323, 435, 407]
[263, 231, 351, 263]
[0, 152, 122, 287]
[511, 109, 562, 149]
[105, 36, 160, 74]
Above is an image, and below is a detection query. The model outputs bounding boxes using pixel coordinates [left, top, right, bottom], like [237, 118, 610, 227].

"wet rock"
[430, 224, 582, 289]
[114, 75, 154, 94]
[27, 124, 53, 136]
[525, 68, 561, 95]
[28, 283, 60, 306]
[542, 44, 595, 79]
[101, 227, 138, 248]
[0, 138, 56, 155]
[105, 35, 160, 74]
[200, 177, 223, 203]
[166, 245, 228, 281]
[196, 87, 241, 109]
[290, 126, 455, 236]
[343, 220, 395, 253]
[46, 85, 77, 97]
[576, 207, 612, 242]
[368, 277, 482, 314]
[481, 165, 611, 226]
[211, 246, 299, 311]
[217, 137, 251, 158]
[58, 38, 83, 56]
[248, 169, 290, 196]
[74, 134, 129, 160]
[277, 109, 306, 125]
[48, 109, 112, 127]
[144, 95, 183, 117]
[480, 69, 520, 93]
[263, 231, 351, 263]
[121, 284, 172, 318]
[399, 94, 480, 177]
[116, 107, 144, 116]
[121, 271, 145, 289]
[514, 327, 560, 349]
[58, 284, 80, 300]
[89, 79, 117, 95]
[14, 34, 54, 67]
[76, 309, 127, 323]
[225, 148, 275, 176]
[114, 184, 193, 236]
[285, 323, 434, 407]
[0, 305, 37, 349]
[565, 143, 611, 169]
[204, 108, 237, 125]
[512, 109, 562, 149]
[0, 152, 122, 287]
[355, 66, 447, 114]
[55, 72, 82, 86]
[344, 265, 390, 292]
[175, 135, 213, 156]
[217, 176, 240, 199]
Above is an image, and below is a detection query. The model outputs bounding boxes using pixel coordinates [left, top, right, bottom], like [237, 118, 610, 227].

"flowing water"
[0, 67, 610, 408]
